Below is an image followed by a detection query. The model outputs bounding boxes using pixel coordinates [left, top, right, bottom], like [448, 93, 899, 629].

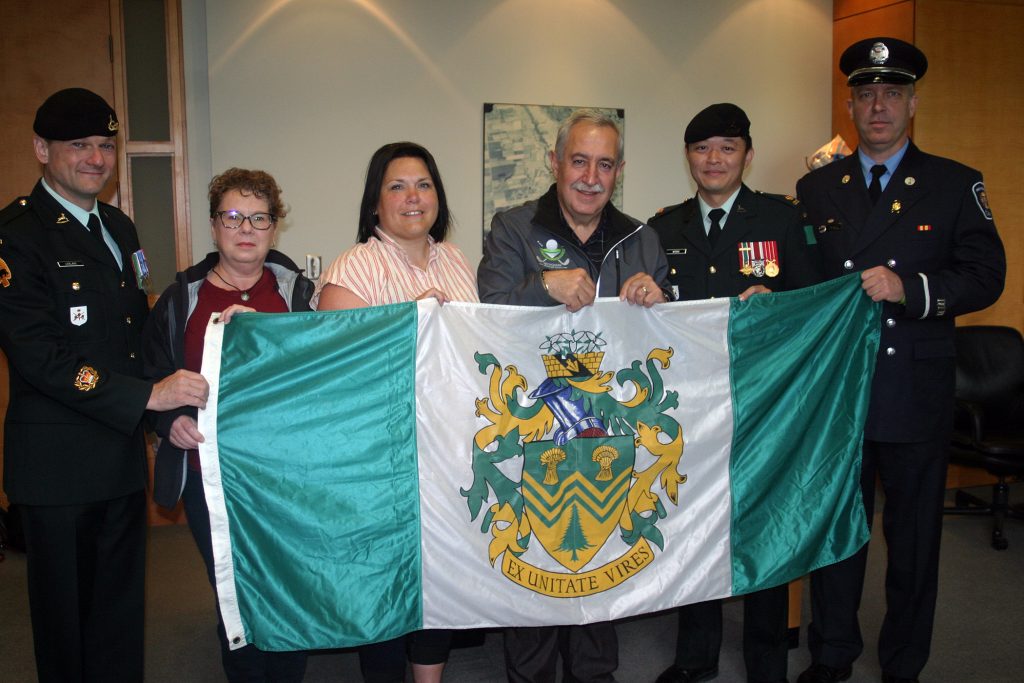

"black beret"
[684, 103, 751, 145]
[840, 37, 928, 86]
[33, 88, 119, 140]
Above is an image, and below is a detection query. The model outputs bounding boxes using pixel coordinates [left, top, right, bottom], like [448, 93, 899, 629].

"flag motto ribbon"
[198, 274, 879, 651]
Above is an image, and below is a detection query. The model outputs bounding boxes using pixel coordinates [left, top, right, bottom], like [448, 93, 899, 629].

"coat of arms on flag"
[463, 329, 686, 596]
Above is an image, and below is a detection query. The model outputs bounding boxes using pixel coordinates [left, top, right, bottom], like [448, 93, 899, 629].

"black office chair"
[944, 325, 1024, 550]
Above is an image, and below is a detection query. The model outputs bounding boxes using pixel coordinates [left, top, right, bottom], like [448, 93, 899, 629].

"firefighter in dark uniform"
[0, 88, 208, 682]
[794, 39, 1005, 683]
[649, 103, 821, 683]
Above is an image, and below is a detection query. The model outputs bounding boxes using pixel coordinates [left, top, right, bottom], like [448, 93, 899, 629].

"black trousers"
[21, 490, 147, 683]
[671, 584, 789, 682]
[504, 623, 618, 683]
[806, 437, 948, 679]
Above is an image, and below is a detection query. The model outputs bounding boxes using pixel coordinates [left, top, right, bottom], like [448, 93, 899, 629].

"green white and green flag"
[198, 273, 879, 651]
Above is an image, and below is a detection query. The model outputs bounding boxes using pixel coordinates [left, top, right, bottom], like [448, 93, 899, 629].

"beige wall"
[181, 0, 834, 268]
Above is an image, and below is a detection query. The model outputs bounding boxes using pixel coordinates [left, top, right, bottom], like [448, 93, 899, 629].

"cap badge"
[869, 42, 890, 65]
[904, 176, 916, 186]
[56, 213, 69, 224]
[74, 365, 99, 391]
[108, 115, 119, 132]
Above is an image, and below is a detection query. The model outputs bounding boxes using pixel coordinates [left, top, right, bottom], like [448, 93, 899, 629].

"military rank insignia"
[737, 241, 779, 277]
[74, 365, 99, 392]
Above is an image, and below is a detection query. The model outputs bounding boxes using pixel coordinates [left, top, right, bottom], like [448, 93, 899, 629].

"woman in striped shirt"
[315, 141, 477, 310]
[316, 141, 476, 683]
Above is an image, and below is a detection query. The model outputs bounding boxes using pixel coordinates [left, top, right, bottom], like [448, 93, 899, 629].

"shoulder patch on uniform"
[972, 181, 993, 220]
[0, 255, 12, 288]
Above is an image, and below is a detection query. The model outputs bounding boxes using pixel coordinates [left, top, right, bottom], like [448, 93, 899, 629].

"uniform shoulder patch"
[0, 255, 11, 288]
[972, 181, 993, 220]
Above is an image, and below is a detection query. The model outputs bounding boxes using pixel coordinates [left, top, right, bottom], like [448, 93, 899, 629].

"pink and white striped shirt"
[315, 227, 478, 307]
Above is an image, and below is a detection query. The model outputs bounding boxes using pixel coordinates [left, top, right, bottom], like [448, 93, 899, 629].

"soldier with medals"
[0, 88, 208, 682]
[650, 103, 821, 307]
[794, 39, 1005, 683]
[648, 103, 821, 683]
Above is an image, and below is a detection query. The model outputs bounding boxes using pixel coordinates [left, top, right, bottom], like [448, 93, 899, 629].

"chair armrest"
[955, 399, 986, 444]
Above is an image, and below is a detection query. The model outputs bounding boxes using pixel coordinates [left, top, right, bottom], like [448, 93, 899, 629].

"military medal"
[738, 240, 779, 277]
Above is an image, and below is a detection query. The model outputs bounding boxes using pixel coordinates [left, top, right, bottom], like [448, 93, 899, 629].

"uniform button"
[120, 281, 126, 288]
[125, 316, 133, 325]
[886, 347, 896, 356]
[129, 352, 136, 359]
[670, 268, 677, 275]
[709, 266, 717, 274]
[72, 281, 81, 291]
[843, 260, 854, 270]
[886, 318, 896, 328]
[887, 258, 897, 268]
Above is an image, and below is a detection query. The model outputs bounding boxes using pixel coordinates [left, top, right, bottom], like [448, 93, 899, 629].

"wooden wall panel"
[915, 0, 1024, 331]
[0, 0, 118, 203]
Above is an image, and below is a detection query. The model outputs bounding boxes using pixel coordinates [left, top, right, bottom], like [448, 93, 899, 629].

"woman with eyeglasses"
[316, 142, 478, 683]
[142, 167, 314, 682]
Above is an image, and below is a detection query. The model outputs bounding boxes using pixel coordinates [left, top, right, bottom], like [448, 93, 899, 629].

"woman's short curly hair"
[208, 168, 286, 220]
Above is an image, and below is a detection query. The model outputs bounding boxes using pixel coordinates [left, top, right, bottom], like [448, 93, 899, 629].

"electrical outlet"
[305, 254, 321, 279]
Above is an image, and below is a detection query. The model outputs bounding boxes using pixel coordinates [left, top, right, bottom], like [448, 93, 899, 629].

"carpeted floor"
[2, 485, 1022, 682]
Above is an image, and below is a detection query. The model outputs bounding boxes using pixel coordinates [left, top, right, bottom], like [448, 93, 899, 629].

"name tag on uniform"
[57, 260, 84, 268]
[666, 248, 687, 255]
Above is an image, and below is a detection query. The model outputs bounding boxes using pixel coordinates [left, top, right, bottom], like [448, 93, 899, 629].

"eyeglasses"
[215, 210, 276, 230]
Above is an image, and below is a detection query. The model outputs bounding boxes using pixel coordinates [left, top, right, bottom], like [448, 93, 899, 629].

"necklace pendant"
[241, 292, 250, 302]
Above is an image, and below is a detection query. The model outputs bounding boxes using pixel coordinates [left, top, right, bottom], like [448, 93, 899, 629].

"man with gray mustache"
[478, 108, 670, 683]
[479, 108, 670, 314]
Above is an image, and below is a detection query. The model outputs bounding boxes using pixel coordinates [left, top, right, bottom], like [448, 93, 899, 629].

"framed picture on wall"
[482, 103, 625, 236]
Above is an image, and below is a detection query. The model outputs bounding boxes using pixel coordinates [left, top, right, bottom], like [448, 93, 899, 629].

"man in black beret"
[795, 39, 1005, 683]
[648, 103, 821, 683]
[0, 88, 209, 682]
